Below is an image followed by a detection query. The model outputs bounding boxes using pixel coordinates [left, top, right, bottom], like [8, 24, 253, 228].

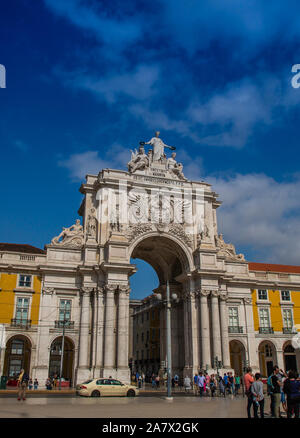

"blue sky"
[1, 0, 300, 299]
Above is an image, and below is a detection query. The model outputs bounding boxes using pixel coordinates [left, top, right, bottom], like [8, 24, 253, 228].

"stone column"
[190, 291, 200, 375]
[244, 296, 259, 371]
[94, 287, 105, 375]
[219, 291, 231, 368]
[117, 286, 130, 378]
[78, 287, 92, 379]
[211, 290, 222, 362]
[183, 295, 190, 371]
[200, 290, 211, 368]
[103, 284, 116, 372]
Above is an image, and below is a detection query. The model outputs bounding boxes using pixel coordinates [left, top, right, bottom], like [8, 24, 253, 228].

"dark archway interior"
[131, 236, 188, 290]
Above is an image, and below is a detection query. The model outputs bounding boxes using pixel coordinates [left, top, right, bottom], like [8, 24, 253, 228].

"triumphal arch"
[36, 132, 256, 384]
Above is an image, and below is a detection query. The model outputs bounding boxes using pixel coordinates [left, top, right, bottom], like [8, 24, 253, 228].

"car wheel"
[127, 389, 135, 397]
[91, 390, 100, 397]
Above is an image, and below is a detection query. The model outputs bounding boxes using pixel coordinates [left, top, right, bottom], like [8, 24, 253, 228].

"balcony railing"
[11, 318, 31, 329]
[228, 326, 243, 334]
[54, 320, 74, 329]
[283, 327, 298, 334]
[259, 327, 274, 334]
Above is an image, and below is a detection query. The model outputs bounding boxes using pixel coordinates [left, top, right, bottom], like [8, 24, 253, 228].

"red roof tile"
[0, 243, 45, 255]
[248, 262, 300, 274]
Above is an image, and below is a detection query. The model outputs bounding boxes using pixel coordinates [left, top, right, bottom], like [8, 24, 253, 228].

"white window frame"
[259, 307, 271, 328]
[282, 307, 294, 329]
[257, 289, 268, 301]
[58, 298, 72, 323]
[281, 290, 291, 302]
[228, 307, 239, 327]
[17, 274, 33, 289]
[13, 293, 32, 321]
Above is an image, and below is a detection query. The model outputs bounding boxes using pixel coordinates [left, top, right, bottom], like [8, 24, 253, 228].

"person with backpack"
[283, 370, 300, 418]
[271, 366, 282, 418]
[267, 372, 275, 417]
[244, 367, 254, 418]
[17, 369, 29, 401]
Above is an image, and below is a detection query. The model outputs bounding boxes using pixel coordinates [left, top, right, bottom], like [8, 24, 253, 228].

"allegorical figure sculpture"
[144, 131, 175, 162]
[51, 219, 84, 247]
[127, 145, 149, 173]
[167, 152, 186, 180]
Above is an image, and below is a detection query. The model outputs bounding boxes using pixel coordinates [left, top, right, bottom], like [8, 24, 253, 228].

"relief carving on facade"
[42, 287, 55, 295]
[86, 208, 97, 239]
[50, 219, 84, 248]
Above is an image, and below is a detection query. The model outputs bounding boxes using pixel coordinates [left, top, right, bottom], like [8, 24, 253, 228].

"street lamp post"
[59, 310, 67, 391]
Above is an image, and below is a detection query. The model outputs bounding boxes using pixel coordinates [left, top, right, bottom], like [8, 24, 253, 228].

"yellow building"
[249, 262, 300, 376]
[0, 243, 45, 380]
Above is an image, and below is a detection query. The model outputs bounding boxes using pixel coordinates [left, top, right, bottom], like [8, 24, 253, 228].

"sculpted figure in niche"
[128, 145, 149, 173]
[87, 208, 97, 238]
[51, 219, 84, 245]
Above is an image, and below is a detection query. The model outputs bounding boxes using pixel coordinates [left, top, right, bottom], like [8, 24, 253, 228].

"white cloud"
[208, 173, 300, 264]
[58, 144, 128, 180]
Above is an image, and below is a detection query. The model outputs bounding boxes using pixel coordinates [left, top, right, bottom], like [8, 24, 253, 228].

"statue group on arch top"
[127, 131, 187, 181]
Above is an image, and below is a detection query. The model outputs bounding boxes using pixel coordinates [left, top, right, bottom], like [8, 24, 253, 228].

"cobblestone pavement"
[0, 395, 273, 418]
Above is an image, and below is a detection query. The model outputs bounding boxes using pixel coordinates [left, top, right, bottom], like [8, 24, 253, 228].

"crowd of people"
[244, 366, 300, 419]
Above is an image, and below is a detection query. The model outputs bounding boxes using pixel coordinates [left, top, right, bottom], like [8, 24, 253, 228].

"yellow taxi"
[76, 378, 139, 397]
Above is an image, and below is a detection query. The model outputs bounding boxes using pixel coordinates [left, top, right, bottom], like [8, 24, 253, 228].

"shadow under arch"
[129, 232, 194, 287]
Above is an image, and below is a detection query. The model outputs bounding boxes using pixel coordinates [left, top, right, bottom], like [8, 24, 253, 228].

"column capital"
[211, 290, 219, 298]
[244, 297, 252, 305]
[105, 283, 118, 294]
[219, 292, 228, 301]
[96, 286, 105, 297]
[81, 286, 94, 296]
[118, 285, 131, 296]
[200, 289, 211, 297]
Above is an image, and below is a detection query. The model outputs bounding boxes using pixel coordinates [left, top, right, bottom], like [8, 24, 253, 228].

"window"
[146, 330, 149, 342]
[141, 313, 144, 323]
[259, 308, 270, 327]
[59, 300, 72, 323]
[283, 309, 293, 328]
[258, 290, 268, 300]
[152, 310, 155, 319]
[136, 333, 139, 344]
[136, 351, 139, 360]
[11, 339, 24, 355]
[265, 344, 272, 357]
[8, 359, 22, 377]
[15, 297, 29, 323]
[228, 307, 239, 327]
[146, 312, 149, 321]
[281, 291, 291, 301]
[111, 380, 122, 386]
[141, 350, 144, 360]
[141, 332, 144, 342]
[18, 275, 32, 288]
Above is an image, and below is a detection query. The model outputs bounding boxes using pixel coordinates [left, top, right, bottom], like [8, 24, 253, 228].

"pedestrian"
[271, 366, 282, 418]
[244, 367, 254, 418]
[28, 378, 33, 390]
[205, 372, 210, 396]
[251, 373, 264, 418]
[228, 372, 234, 395]
[184, 375, 191, 393]
[45, 378, 52, 390]
[151, 375, 156, 389]
[283, 370, 300, 418]
[267, 372, 275, 417]
[210, 374, 217, 397]
[234, 375, 240, 395]
[278, 368, 288, 415]
[17, 369, 29, 401]
[218, 376, 226, 397]
[174, 374, 179, 388]
[138, 375, 142, 389]
[197, 371, 205, 397]
[193, 373, 198, 395]
[33, 378, 39, 390]
[155, 375, 160, 388]
[135, 371, 139, 383]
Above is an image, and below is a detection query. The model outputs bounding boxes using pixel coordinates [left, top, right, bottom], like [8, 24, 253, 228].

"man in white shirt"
[197, 372, 206, 397]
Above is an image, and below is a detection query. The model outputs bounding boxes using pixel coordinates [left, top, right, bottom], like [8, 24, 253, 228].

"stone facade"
[0, 134, 299, 385]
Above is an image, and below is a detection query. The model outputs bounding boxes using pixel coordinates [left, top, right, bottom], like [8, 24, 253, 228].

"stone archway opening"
[283, 342, 298, 373]
[3, 335, 32, 382]
[130, 234, 192, 379]
[258, 341, 277, 377]
[49, 336, 74, 387]
[229, 340, 246, 376]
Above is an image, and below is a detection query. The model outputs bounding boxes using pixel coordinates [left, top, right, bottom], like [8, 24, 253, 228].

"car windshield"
[82, 380, 93, 384]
